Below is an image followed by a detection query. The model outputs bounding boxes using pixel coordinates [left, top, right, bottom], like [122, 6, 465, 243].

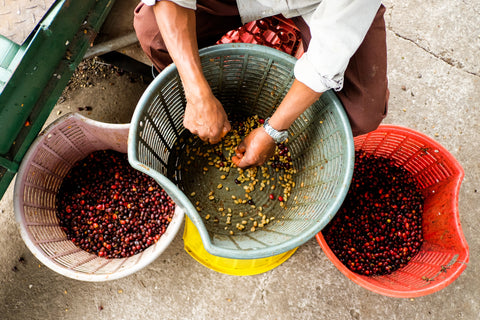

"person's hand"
[231, 127, 276, 168]
[183, 93, 231, 144]
[152, 2, 230, 144]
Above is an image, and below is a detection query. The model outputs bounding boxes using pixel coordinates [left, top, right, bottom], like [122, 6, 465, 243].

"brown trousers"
[133, 1, 389, 136]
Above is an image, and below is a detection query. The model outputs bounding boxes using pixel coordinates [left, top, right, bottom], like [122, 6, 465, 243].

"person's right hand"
[183, 93, 231, 144]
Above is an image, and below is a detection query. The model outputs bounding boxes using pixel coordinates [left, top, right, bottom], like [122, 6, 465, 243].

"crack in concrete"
[462, 0, 480, 16]
[258, 275, 267, 305]
[388, 28, 480, 78]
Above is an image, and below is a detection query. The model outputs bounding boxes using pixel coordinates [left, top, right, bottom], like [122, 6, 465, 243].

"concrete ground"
[1, 0, 479, 319]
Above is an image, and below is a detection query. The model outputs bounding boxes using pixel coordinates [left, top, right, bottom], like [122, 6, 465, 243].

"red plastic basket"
[216, 15, 304, 58]
[316, 125, 469, 298]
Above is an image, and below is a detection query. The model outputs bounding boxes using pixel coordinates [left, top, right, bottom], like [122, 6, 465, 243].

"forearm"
[268, 79, 322, 131]
[152, 1, 211, 100]
[152, 1, 230, 144]
[232, 80, 321, 168]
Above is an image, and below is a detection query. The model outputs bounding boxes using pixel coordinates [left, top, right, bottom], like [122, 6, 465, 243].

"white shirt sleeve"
[294, 0, 382, 93]
[141, 0, 197, 10]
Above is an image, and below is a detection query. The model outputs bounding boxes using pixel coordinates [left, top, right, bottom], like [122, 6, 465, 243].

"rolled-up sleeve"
[142, 0, 197, 10]
[294, 0, 382, 93]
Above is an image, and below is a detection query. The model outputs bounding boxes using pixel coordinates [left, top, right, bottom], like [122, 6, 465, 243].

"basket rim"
[355, 124, 465, 177]
[128, 43, 355, 259]
[316, 124, 469, 297]
[13, 113, 184, 281]
[183, 216, 298, 275]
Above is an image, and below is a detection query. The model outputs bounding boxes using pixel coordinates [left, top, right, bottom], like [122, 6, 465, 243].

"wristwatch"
[263, 117, 289, 144]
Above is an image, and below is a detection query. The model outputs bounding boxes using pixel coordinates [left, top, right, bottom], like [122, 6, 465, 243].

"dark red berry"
[56, 150, 175, 259]
[323, 151, 424, 276]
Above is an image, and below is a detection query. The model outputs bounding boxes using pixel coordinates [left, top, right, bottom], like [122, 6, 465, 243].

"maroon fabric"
[134, 0, 241, 71]
[335, 5, 389, 136]
[133, 2, 388, 136]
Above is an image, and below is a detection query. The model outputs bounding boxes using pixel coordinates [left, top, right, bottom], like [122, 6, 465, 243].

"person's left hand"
[231, 127, 276, 168]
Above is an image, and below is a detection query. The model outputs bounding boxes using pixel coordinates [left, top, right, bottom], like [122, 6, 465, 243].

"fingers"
[184, 119, 231, 144]
[231, 139, 246, 167]
[233, 154, 255, 169]
[223, 121, 231, 135]
[208, 136, 221, 145]
[208, 122, 231, 144]
[231, 155, 243, 167]
[235, 140, 246, 155]
[233, 128, 277, 169]
[233, 144, 257, 169]
[183, 96, 230, 144]
[213, 121, 231, 144]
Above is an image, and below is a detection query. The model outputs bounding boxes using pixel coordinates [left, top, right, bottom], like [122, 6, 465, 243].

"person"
[134, 0, 389, 168]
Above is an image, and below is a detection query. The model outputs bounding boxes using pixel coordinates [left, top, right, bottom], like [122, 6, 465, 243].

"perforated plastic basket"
[128, 43, 354, 260]
[216, 15, 304, 58]
[14, 113, 184, 281]
[183, 217, 297, 276]
[316, 125, 469, 297]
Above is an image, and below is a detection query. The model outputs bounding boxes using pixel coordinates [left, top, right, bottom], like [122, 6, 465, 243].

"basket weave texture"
[316, 125, 469, 297]
[14, 113, 184, 281]
[129, 43, 354, 260]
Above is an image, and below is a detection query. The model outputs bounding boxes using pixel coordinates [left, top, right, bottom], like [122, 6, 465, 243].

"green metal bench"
[0, 0, 115, 200]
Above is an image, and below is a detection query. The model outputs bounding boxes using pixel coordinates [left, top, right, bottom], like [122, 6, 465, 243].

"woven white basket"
[14, 113, 184, 281]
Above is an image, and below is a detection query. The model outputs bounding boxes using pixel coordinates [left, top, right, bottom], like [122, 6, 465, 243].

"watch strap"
[263, 117, 288, 144]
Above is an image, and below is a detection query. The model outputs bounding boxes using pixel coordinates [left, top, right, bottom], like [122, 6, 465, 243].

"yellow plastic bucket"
[183, 217, 297, 276]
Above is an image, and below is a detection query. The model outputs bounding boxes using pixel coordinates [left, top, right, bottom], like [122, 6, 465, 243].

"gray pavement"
[1, 0, 479, 319]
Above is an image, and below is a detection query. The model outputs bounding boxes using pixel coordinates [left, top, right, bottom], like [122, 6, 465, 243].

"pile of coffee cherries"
[323, 151, 424, 276]
[56, 150, 175, 259]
